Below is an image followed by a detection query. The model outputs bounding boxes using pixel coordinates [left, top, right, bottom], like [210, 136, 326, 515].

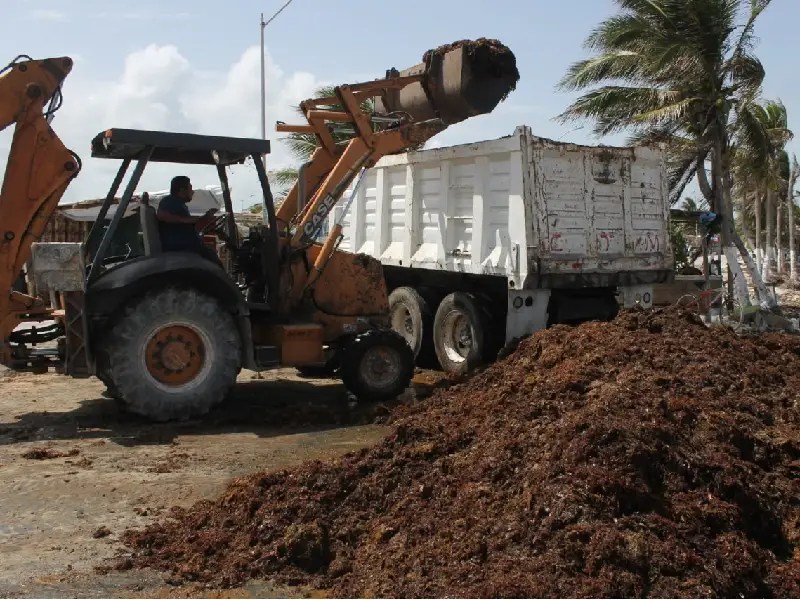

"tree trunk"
[776, 192, 783, 274]
[790, 157, 798, 282]
[698, 145, 773, 308]
[789, 197, 796, 282]
[765, 187, 775, 280]
[722, 145, 777, 308]
[728, 225, 775, 307]
[696, 151, 713, 201]
[712, 140, 750, 307]
[755, 188, 762, 273]
[739, 193, 757, 255]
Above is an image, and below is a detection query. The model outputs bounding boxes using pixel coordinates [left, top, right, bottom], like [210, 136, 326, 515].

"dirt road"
[0, 367, 426, 598]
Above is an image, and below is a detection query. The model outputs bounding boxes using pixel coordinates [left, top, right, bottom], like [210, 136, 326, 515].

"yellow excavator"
[0, 41, 519, 421]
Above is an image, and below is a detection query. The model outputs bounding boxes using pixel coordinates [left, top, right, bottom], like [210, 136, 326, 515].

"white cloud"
[91, 10, 192, 21]
[0, 44, 325, 211]
[28, 9, 67, 21]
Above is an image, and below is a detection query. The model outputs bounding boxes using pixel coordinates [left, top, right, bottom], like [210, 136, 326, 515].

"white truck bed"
[333, 126, 672, 290]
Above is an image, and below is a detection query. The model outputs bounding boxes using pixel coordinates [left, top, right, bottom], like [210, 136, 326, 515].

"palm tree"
[734, 99, 792, 279]
[789, 155, 799, 281]
[680, 197, 709, 213]
[732, 99, 792, 276]
[731, 171, 763, 271]
[774, 149, 790, 275]
[558, 0, 776, 308]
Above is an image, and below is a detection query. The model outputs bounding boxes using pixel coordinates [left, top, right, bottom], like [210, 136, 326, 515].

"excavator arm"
[273, 39, 519, 308]
[0, 56, 80, 365]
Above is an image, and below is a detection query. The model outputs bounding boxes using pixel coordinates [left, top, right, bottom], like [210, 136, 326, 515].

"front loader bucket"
[378, 39, 519, 125]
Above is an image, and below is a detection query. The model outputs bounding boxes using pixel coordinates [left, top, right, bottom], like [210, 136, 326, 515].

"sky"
[1, 0, 799, 211]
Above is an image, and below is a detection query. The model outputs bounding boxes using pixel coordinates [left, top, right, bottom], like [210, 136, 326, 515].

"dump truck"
[329, 126, 674, 374]
[1, 40, 521, 420]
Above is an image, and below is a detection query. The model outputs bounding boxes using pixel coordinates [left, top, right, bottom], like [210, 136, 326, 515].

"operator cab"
[84, 128, 278, 308]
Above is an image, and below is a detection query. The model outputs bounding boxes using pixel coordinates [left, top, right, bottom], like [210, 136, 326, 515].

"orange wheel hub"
[144, 325, 205, 387]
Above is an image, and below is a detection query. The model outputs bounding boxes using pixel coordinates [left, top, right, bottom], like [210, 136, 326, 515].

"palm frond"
[558, 51, 642, 91]
[669, 155, 698, 205]
[272, 167, 299, 188]
[617, 0, 670, 21]
[680, 196, 710, 212]
[625, 124, 686, 146]
[726, 52, 765, 92]
[559, 86, 684, 135]
[728, 0, 772, 64]
[584, 13, 655, 51]
[734, 101, 770, 174]
[283, 134, 320, 162]
[633, 97, 702, 126]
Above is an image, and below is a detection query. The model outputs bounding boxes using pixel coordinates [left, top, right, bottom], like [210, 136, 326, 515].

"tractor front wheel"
[340, 329, 414, 402]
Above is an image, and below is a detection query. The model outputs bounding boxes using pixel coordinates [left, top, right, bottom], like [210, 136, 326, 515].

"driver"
[156, 175, 223, 267]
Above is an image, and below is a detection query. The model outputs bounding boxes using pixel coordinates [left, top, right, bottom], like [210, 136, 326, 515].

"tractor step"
[253, 345, 280, 368]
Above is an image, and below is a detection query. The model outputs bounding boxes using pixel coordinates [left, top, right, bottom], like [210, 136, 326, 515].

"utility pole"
[260, 12, 266, 141]
[259, 0, 297, 143]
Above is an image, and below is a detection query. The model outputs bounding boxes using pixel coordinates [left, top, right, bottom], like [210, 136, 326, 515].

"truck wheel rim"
[361, 346, 402, 391]
[441, 310, 472, 363]
[390, 304, 415, 344]
[142, 323, 210, 390]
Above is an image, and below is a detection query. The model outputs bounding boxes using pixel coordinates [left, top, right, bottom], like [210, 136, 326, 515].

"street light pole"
[260, 12, 266, 141]
[259, 0, 297, 143]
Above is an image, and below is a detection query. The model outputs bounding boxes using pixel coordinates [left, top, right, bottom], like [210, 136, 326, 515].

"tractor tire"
[388, 286, 434, 361]
[97, 371, 122, 400]
[105, 288, 241, 422]
[340, 329, 414, 402]
[433, 292, 489, 376]
[93, 337, 122, 400]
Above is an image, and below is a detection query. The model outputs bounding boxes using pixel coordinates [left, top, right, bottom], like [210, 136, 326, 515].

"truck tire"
[340, 329, 414, 402]
[433, 292, 489, 375]
[388, 286, 433, 361]
[105, 288, 241, 422]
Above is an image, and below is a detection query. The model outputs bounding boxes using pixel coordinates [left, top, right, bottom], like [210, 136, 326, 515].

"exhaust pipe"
[377, 38, 519, 125]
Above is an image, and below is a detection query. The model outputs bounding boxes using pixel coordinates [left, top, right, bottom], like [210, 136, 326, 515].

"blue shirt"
[157, 195, 201, 252]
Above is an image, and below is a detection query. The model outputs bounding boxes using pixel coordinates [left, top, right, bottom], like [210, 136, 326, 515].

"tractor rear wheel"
[340, 329, 414, 402]
[105, 288, 241, 422]
[97, 371, 122, 400]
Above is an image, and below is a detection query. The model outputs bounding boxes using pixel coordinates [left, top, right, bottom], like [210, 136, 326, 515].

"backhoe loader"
[0, 41, 519, 421]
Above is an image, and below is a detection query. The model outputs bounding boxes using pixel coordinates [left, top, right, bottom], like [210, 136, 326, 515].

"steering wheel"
[199, 213, 227, 236]
[200, 213, 240, 249]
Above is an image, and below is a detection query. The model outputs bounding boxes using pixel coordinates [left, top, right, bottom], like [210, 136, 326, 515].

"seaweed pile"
[423, 37, 520, 98]
[118, 307, 800, 597]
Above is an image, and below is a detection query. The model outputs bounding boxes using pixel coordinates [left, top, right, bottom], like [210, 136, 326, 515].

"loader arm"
[274, 39, 519, 306]
[0, 55, 81, 365]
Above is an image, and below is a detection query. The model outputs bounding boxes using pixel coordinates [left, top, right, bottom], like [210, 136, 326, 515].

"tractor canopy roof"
[90, 128, 271, 166]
